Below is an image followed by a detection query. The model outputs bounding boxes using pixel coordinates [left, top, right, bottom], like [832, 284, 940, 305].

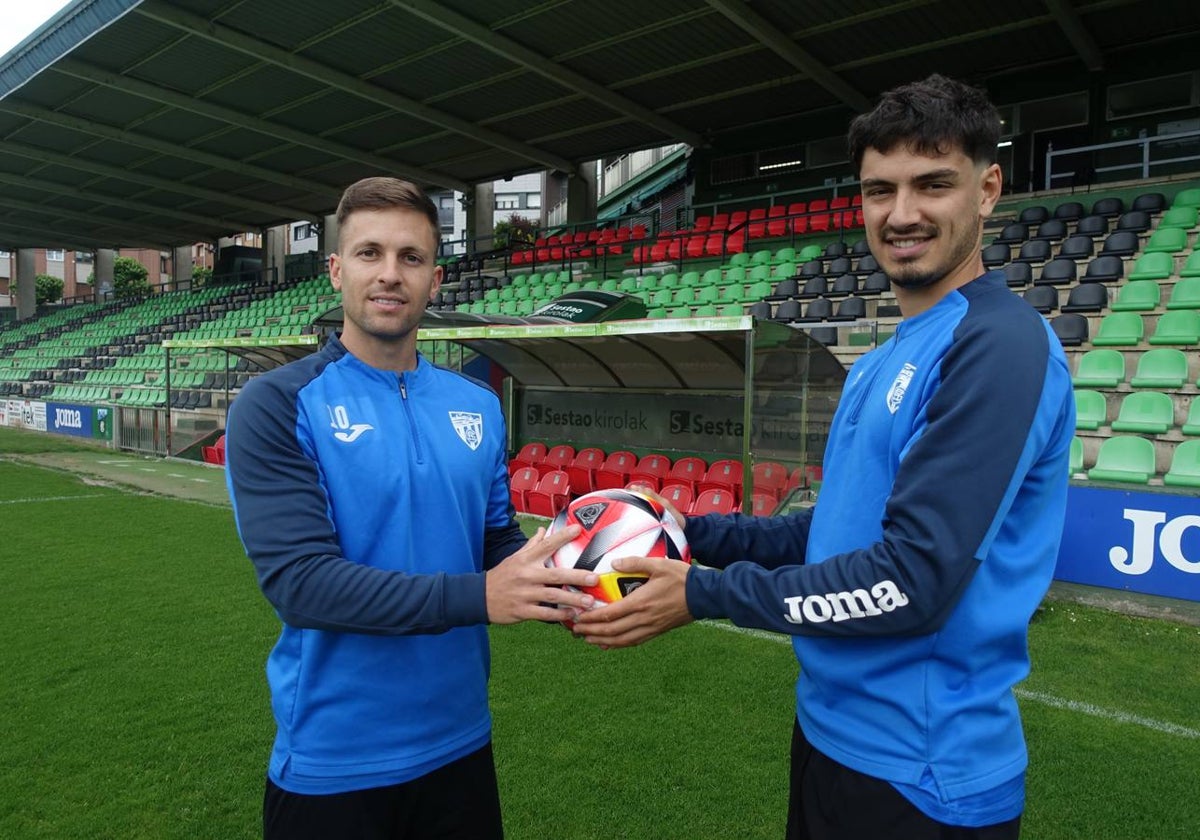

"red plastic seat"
[691, 488, 735, 516]
[628, 453, 672, 491]
[525, 470, 572, 518]
[658, 483, 694, 515]
[750, 492, 777, 517]
[509, 466, 540, 513]
[686, 236, 706, 259]
[788, 202, 808, 234]
[748, 207, 767, 238]
[667, 456, 707, 494]
[704, 234, 726, 257]
[698, 458, 744, 500]
[767, 205, 788, 237]
[831, 196, 852, 229]
[566, 447, 606, 495]
[751, 461, 788, 500]
[594, 450, 637, 491]
[808, 198, 831, 232]
[543, 444, 576, 472]
[511, 441, 548, 472]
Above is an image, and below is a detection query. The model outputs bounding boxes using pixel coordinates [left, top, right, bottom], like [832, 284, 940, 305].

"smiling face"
[860, 143, 1001, 314]
[329, 206, 442, 371]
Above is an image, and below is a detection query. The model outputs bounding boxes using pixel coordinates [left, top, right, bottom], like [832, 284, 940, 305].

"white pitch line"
[0, 494, 107, 505]
[696, 620, 1199, 740]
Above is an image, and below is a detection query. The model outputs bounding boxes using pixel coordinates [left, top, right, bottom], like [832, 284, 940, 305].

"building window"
[496, 195, 520, 210]
[526, 193, 541, 209]
[293, 223, 314, 241]
[75, 251, 93, 263]
[47, 249, 64, 261]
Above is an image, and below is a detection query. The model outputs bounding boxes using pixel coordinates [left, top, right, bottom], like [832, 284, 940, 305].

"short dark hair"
[847, 74, 1001, 173]
[335, 177, 440, 252]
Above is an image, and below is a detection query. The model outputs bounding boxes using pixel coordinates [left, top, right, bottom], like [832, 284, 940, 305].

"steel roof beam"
[135, 0, 576, 174]
[389, 0, 707, 149]
[0, 170, 247, 232]
[0, 194, 210, 243]
[55, 58, 471, 193]
[0, 138, 316, 225]
[0, 99, 337, 207]
[705, 0, 872, 113]
[1045, 0, 1104, 71]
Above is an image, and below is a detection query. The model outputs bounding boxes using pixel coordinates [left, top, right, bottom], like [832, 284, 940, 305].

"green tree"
[494, 213, 537, 248]
[35, 273, 63, 305]
[192, 265, 213, 286]
[113, 256, 151, 299]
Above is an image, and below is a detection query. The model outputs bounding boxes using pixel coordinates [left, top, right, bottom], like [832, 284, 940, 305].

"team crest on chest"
[449, 411, 484, 450]
[885, 363, 917, 415]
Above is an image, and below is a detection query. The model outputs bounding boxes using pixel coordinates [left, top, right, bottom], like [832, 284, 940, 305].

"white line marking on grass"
[696, 620, 1200, 740]
[190, 478, 210, 483]
[97, 460, 132, 466]
[0, 494, 107, 505]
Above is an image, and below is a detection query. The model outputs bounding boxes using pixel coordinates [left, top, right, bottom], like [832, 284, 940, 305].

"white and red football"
[547, 489, 691, 616]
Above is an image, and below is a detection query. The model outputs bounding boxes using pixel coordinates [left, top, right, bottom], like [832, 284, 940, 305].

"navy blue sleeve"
[684, 508, 813, 570]
[226, 374, 488, 635]
[688, 294, 1071, 636]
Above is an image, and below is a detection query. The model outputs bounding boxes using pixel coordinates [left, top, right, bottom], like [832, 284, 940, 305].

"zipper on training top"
[398, 372, 425, 464]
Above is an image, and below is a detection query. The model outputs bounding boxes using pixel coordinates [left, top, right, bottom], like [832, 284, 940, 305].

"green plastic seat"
[773, 261, 797, 279]
[743, 280, 773, 302]
[748, 249, 773, 266]
[672, 287, 697, 305]
[1148, 310, 1200, 345]
[701, 269, 723, 286]
[658, 272, 679, 289]
[1157, 206, 1198, 229]
[1172, 188, 1200, 209]
[618, 276, 639, 293]
[1091, 312, 1144, 346]
[637, 274, 660, 291]
[696, 285, 721, 305]
[1129, 348, 1188, 389]
[1163, 440, 1200, 487]
[1181, 401, 1200, 436]
[693, 304, 719, 317]
[1110, 391, 1174, 434]
[1073, 389, 1107, 431]
[1070, 436, 1084, 474]
[724, 266, 747, 283]
[680, 271, 702, 287]
[645, 306, 668, 319]
[722, 252, 751, 270]
[1109, 280, 1160, 311]
[1127, 252, 1173, 281]
[666, 305, 693, 318]
[798, 244, 823, 261]
[748, 263, 773, 282]
[649, 289, 673, 307]
[1166, 277, 1200, 309]
[1180, 251, 1200, 278]
[600, 278, 619, 292]
[1143, 226, 1188, 254]
[718, 302, 745, 316]
[772, 247, 797, 264]
[1087, 435, 1156, 484]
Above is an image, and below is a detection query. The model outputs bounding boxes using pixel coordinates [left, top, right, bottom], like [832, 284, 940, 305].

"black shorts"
[263, 742, 503, 840]
[787, 721, 1022, 840]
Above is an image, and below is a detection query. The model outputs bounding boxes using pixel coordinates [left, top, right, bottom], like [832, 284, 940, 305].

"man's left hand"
[571, 556, 693, 648]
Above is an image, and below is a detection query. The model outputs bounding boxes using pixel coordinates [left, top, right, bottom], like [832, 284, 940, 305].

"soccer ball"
[547, 489, 691, 619]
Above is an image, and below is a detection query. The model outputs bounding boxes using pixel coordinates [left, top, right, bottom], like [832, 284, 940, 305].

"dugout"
[414, 314, 846, 512]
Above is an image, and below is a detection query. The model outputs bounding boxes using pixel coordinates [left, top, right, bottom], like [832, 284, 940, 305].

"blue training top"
[225, 334, 526, 794]
[685, 270, 1075, 825]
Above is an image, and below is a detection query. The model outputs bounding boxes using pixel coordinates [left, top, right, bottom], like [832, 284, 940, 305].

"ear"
[328, 252, 343, 292]
[428, 264, 443, 301]
[978, 163, 1002, 219]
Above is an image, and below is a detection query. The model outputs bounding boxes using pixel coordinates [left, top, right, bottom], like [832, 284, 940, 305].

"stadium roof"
[0, 0, 1196, 251]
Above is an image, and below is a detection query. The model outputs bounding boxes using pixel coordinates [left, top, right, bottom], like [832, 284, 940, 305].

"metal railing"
[1044, 129, 1200, 190]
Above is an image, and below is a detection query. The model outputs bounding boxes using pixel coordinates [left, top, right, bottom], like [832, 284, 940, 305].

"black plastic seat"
[1053, 201, 1085, 222]
[1100, 231, 1140, 257]
[982, 242, 1010, 267]
[1035, 257, 1077, 286]
[1003, 262, 1032, 287]
[771, 299, 803, 322]
[1050, 313, 1089, 346]
[1060, 283, 1109, 314]
[1033, 218, 1067, 242]
[746, 300, 772, 319]
[853, 255, 879, 275]
[828, 273, 859, 297]
[823, 241, 848, 258]
[1015, 239, 1051, 264]
[828, 296, 867, 322]
[1018, 205, 1050, 225]
[765, 277, 799, 301]
[860, 271, 891, 295]
[798, 259, 825, 278]
[1057, 234, 1094, 260]
[795, 297, 833, 323]
[1022, 285, 1058, 314]
[1131, 192, 1166, 214]
[1091, 197, 1125, 218]
[797, 276, 828, 299]
[994, 222, 1028, 245]
[1081, 255, 1125, 284]
[1074, 215, 1109, 238]
[1116, 211, 1151, 233]
[827, 256, 853, 276]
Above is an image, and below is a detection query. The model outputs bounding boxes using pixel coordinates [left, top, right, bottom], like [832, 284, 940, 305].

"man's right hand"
[485, 525, 597, 624]
[628, 483, 686, 529]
